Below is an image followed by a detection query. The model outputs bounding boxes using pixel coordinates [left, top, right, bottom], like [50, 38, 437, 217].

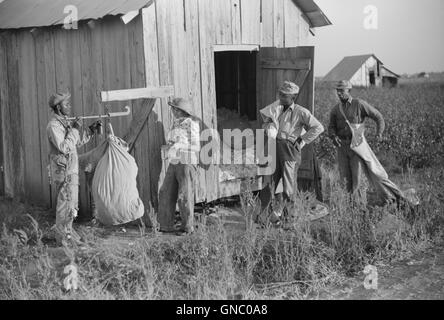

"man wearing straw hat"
[47, 92, 101, 245]
[158, 97, 201, 235]
[328, 80, 385, 195]
[259, 81, 324, 223]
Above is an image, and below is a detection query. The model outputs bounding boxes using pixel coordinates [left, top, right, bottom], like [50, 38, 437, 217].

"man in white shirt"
[259, 81, 324, 222]
[158, 97, 200, 234]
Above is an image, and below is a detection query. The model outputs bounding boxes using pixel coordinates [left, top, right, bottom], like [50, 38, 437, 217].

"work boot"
[178, 221, 194, 235]
[269, 210, 281, 224]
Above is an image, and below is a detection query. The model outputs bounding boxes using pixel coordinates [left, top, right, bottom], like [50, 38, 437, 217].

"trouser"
[260, 139, 302, 213]
[53, 173, 80, 244]
[85, 171, 97, 219]
[352, 137, 404, 206]
[158, 163, 196, 232]
[337, 140, 363, 194]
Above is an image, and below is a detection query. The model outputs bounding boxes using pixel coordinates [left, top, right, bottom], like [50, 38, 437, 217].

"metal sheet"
[292, 0, 332, 28]
[0, 0, 152, 29]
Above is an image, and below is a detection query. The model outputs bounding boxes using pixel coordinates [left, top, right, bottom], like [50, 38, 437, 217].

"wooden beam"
[260, 58, 311, 70]
[213, 44, 259, 52]
[124, 99, 156, 153]
[100, 86, 174, 102]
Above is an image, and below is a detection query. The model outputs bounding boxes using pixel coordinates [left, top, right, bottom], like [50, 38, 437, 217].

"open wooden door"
[257, 46, 319, 191]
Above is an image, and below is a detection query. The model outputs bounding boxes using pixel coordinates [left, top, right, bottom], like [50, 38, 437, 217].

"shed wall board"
[273, 0, 285, 47]
[299, 13, 310, 45]
[231, 0, 241, 44]
[34, 30, 55, 206]
[284, 0, 301, 47]
[261, 0, 275, 46]
[0, 16, 147, 213]
[197, 0, 219, 202]
[241, 0, 261, 44]
[19, 32, 43, 205]
[214, 0, 233, 44]
[141, 5, 160, 211]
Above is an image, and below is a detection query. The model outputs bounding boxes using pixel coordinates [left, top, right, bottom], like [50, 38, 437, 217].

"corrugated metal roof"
[293, 0, 332, 28]
[323, 54, 381, 81]
[0, 0, 331, 30]
[0, 0, 153, 29]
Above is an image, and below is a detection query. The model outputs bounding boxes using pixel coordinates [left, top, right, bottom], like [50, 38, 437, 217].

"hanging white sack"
[92, 134, 144, 225]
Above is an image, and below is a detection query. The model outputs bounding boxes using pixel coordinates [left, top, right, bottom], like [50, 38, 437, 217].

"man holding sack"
[328, 80, 406, 205]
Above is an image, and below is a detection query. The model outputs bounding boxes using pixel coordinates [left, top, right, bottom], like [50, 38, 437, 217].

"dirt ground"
[314, 245, 444, 300]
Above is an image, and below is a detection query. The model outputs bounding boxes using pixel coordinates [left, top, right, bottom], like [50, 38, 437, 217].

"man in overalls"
[259, 81, 324, 223]
[158, 97, 200, 234]
[47, 92, 101, 245]
[328, 80, 385, 195]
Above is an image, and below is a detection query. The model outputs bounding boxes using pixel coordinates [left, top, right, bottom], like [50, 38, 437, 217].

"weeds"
[1, 163, 443, 299]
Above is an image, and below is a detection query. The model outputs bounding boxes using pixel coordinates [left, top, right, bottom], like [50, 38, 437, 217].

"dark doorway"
[214, 51, 257, 120]
[382, 77, 398, 88]
[369, 71, 376, 85]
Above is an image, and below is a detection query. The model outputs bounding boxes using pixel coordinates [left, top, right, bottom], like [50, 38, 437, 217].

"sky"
[309, 0, 444, 77]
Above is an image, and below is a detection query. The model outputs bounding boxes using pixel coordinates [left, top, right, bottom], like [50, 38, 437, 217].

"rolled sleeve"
[47, 125, 80, 155]
[301, 111, 324, 145]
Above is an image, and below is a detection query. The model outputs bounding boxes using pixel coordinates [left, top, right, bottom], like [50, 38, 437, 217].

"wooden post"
[101, 86, 174, 102]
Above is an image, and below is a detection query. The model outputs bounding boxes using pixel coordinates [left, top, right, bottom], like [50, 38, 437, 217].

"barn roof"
[0, 0, 330, 30]
[0, 0, 153, 29]
[381, 66, 400, 78]
[323, 54, 382, 81]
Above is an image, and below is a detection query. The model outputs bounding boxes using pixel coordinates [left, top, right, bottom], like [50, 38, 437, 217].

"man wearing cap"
[158, 97, 200, 234]
[47, 92, 101, 245]
[259, 81, 324, 222]
[328, 80, 385, 194]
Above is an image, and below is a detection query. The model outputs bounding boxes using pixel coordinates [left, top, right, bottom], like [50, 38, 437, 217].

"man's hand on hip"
[293, 137, 305, 152]
[332, 136, 342, 147]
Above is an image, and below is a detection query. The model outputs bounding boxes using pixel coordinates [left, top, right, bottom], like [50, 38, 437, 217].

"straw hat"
[168, 97, 195, 117]
[278, 81, 300, 95]
[48, 92, 71, 108]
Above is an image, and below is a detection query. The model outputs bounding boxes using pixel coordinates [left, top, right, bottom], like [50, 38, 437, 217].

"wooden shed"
[0, 0, 331, 217]
[380, 66, 400, 88]
[323, 54, 400, 88]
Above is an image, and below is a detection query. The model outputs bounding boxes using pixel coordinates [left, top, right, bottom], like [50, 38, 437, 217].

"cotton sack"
[92, 135, 144, 225]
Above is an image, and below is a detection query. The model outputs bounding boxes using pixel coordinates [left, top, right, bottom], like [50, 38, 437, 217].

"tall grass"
[1, 164, 442, 300]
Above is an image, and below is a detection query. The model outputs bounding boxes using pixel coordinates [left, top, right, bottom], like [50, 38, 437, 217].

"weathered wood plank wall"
[0, 0, 313, 209]
[141, 5, 162, 212]
[1, 33, 24, 200]
[0, 16, 147, 216]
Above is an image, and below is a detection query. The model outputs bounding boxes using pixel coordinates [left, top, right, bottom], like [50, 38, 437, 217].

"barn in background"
[0, 0, 331, 218]
[322, 54, 400, 88]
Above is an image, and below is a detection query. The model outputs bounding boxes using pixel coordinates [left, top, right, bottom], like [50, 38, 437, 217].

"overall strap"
[338, 103, 353, 130]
